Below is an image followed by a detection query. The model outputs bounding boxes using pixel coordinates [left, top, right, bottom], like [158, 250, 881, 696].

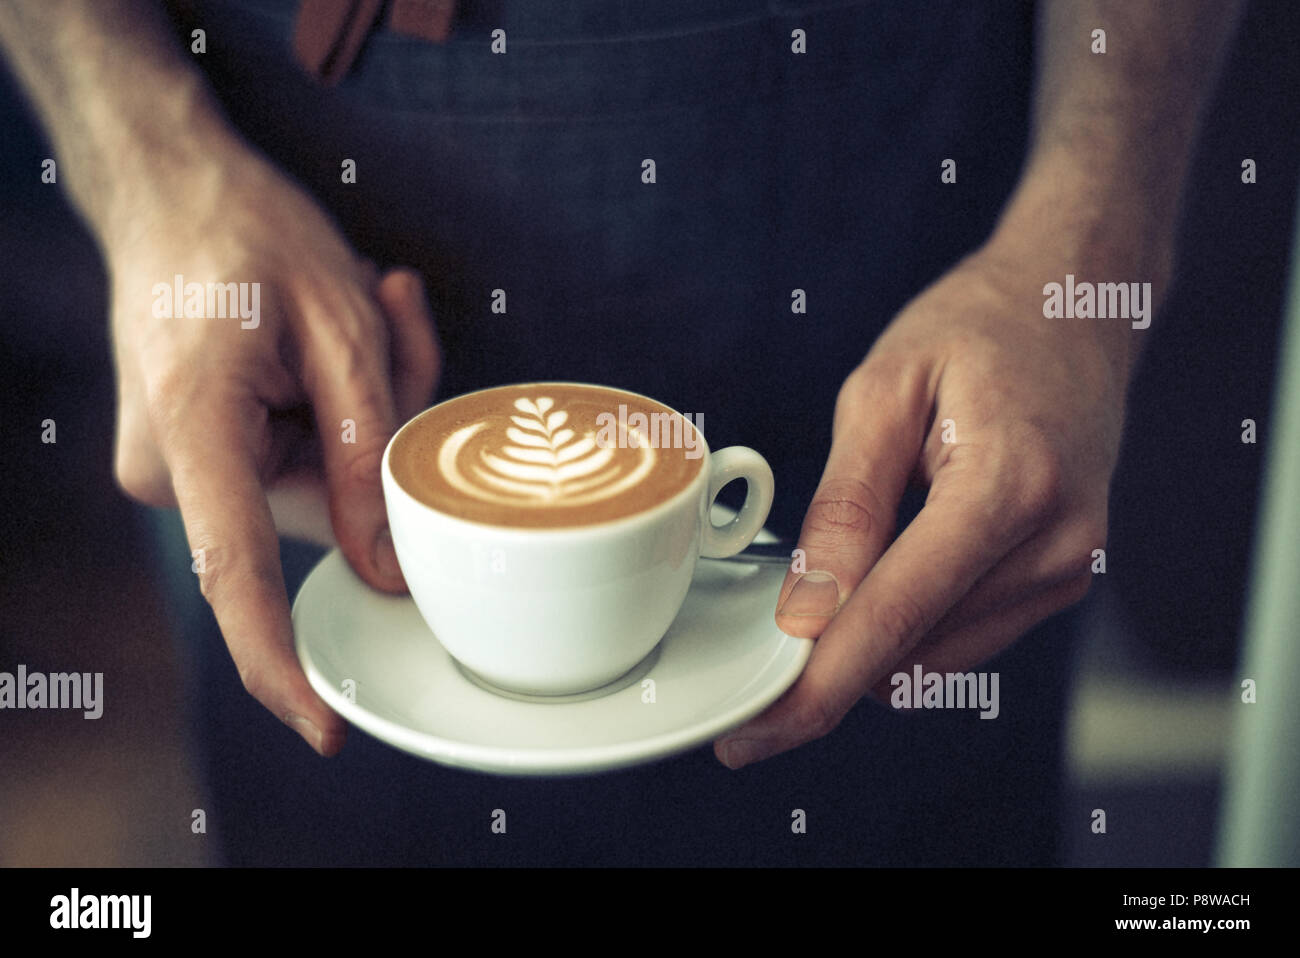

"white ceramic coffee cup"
[381, 385, 775, 696]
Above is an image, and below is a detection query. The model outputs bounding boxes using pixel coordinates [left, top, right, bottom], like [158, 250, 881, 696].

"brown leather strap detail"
[387, 0, 457, 44]
[292, 0, 387, 86]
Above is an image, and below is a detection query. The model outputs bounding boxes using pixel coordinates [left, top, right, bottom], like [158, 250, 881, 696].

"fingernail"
[777, 571, 841, 618]
[720, 738, 768, 770]
[286, 713, 325, 755]
[374, 528, 401, 580]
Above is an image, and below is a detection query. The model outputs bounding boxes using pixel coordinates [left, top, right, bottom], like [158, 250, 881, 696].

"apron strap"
[293, 0, 457, 85]
[389, 0, 457, 45]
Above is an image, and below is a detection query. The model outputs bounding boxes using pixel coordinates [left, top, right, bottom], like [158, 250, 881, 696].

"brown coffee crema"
[390, 383, 706, 528]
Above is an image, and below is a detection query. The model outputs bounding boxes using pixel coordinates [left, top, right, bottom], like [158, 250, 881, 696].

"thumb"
[775, 369, 923, 638]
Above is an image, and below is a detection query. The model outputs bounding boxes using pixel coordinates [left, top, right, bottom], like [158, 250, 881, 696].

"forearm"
[985, 0, 1245, 375]
[0, 0, 238, 245]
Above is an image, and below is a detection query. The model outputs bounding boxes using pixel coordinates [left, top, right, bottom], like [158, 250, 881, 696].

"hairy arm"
[991, 0, 1247, 373]
[0, 0, 237, 245]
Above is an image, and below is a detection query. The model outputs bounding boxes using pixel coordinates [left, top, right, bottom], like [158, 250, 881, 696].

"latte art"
[440, 397, 655, 507]
[389, 384, 706, 528]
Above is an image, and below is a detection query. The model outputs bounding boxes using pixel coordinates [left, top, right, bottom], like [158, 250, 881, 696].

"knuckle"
[833, 371, 873, 420]
[302, 323, 357, 389]
[195, 547, 281, 613]
[236, 661, 268, 703]
[1055, 520, 1107, 579]
[193, 547, 227, 605]
[834, 363, 906, 431]
[804, 478, 883, 541]
[142, 368, 202, 445]
[877, 602, 930, 656]
[330, 326, 372, 377]
[792, 691, 841, 740]
[868, 594, 929, 655]
[340, 437, 388, 491]
[1062, 572, 1094, 606]
[113, 446, 173, 506]
[310, 307, 386, 383]
[1011, 434, 1066, 522]
[142, 365, 191, 411]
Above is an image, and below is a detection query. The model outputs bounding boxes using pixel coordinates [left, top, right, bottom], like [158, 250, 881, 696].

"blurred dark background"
[1, 0, 1297, 866]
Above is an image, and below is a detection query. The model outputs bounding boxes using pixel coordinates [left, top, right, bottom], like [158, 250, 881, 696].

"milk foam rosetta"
[442, 396, 655, 507]
[390, 384, 706, 528]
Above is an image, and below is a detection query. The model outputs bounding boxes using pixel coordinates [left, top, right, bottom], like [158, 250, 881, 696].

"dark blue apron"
[152, 0, 1076, 864]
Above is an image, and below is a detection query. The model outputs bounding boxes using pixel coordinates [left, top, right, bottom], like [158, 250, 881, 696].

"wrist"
[997, 146, 1176, 288]
[981, 146, 1179, 380]
[87, 71, 251, 250]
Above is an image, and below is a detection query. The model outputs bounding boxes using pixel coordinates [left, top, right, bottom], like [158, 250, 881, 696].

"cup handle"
[700, 446, 775, 559]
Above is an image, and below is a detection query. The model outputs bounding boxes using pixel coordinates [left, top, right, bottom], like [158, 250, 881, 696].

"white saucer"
[292, 528, 811, 776]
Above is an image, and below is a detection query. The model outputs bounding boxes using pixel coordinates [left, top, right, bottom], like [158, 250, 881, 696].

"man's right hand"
[109, 136, 439, 755]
